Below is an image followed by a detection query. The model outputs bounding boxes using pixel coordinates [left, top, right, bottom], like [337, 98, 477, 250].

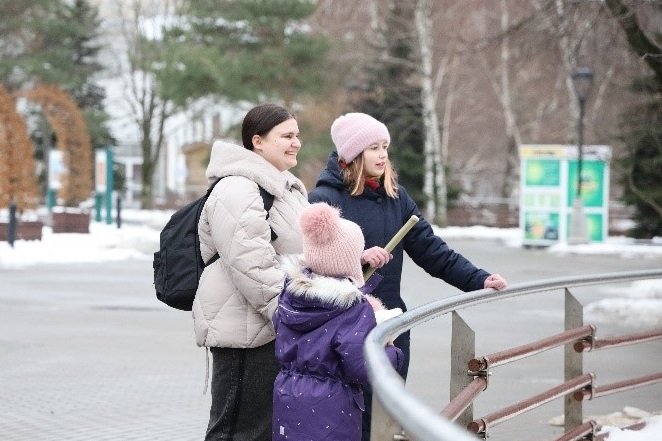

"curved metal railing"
[364, 269, 662, 441]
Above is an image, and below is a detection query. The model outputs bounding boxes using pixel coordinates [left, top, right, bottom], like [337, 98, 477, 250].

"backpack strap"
[258, 186, 278, 242]
[207, 177, 222, 196]
[203, 178, 223, 267]
[203, 180, 277, 267]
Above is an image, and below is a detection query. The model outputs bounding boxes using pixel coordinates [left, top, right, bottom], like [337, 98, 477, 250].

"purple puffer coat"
[272, 258, 403, 441]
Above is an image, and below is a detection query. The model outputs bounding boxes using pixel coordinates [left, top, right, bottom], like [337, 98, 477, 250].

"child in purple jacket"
[272, 202, 403, 441]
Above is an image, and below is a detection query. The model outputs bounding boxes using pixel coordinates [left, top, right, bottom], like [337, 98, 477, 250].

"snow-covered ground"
[548, 407, 662, 440]
[2, 211, 661, 329]
[600, 418, 662, 441]
[1, 209, 661, 439]
[3, 209, 662, 266]
[599, 417, 662, 441]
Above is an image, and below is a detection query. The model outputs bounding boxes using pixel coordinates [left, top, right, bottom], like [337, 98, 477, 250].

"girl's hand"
[484, 274, 508, 290]
[361, 246, 392, 268]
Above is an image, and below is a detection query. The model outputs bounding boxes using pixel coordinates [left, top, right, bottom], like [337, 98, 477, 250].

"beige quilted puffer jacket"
[193, 141, 308, 348]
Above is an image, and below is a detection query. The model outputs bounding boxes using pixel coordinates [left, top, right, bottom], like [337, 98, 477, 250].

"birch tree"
[494, 0, 523, 200]
[415, 0, 447, 225]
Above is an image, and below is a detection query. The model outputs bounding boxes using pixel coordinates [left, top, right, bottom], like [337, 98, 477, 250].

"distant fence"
[447, 202, 518, 228]
[447, 201, 634, 235]
[365, 269, 662, 441]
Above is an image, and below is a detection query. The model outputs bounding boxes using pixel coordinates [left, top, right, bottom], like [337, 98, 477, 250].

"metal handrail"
[554, 421, 597, 441]
[364, 269, 662, 441]
[467, 373, 594, 434]
[469, 325, 595, 371]
[440, 376, 487, 421]
[573, 372, 662, 400]
[574, 329, 662, 352]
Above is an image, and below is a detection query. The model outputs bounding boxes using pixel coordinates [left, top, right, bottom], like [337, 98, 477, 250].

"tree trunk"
[498, 0, 522, 200]
[604, 0, 662, 93]
[554, 0, 581, 141]
[415, 0, 447, 226]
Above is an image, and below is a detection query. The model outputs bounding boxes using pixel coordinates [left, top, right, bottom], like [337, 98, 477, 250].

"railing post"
[371, 377, 405, 441]
[451, 311, 476, 428]
[564, 289, 584, 432]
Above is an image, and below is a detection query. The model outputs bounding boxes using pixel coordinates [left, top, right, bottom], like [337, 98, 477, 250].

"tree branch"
[604, 0, 662, 92]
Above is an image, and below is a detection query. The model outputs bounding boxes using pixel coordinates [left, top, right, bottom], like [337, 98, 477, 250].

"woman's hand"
[361, 246, 392, 268]
[484, 273, 508, 290]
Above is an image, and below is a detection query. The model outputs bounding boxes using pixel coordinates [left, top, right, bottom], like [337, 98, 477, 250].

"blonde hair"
[341, 154, 399, 198]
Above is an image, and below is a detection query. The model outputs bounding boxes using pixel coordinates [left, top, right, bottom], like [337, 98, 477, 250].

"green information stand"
[519, 145, 611, 246]
[94, 148, 114, 224]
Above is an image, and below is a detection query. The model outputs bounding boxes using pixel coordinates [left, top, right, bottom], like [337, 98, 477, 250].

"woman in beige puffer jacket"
[194, 104, 308, 441]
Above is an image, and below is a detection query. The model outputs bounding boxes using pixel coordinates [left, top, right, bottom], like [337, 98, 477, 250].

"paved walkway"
[0, 261, 210, 440]
[1, 239, 660, 440]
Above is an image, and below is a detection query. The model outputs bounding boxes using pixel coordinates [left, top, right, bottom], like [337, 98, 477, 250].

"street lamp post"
[568, 67, 594, 244]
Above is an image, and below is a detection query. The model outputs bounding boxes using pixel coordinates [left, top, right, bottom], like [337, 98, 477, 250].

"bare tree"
[604, 0, 662, 223]
[415, 0, 447, 225]
[604, 0, 662, 93]
[313, 0, 655, 220]
[115, 0, 180, 208]
[497, 0, 523, 201]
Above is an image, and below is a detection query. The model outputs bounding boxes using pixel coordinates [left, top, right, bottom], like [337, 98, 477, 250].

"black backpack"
[153, 178, 275, 311]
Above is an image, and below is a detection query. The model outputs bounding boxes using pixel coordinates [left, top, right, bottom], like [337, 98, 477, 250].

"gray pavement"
[1, 239, 661, 440]
[1, 261, 210, 441]
[404, 240, 662, 440]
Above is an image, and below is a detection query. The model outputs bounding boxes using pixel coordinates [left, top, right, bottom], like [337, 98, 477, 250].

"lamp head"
[572, 67, 594, 102]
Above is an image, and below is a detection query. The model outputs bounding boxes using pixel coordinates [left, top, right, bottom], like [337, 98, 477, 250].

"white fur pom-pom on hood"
[299, 203, 366, 287]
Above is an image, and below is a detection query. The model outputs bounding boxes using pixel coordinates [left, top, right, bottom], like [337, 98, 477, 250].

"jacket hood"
[206, 140, 306, 199]
[277, 255, 365, 333]
[314, 152, 345, 191]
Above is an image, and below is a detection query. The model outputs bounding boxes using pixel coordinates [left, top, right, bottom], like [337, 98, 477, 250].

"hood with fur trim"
[206, 140, 306, 199]
[278, 255, 365, 333]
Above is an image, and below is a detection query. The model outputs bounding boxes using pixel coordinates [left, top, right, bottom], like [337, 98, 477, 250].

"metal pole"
[105, 148, 114, 225]
[116, 195, 122, 229]
[568, 96, 589, 244]
[467, 373, 594, 435]
[8, 201, 17, 247]
[95, 193, 102, 222]
[564, 290, 584, 432]
[576, 98, 585, 198]
[449, 312, 476, 427]
[468, 325, 594, 371]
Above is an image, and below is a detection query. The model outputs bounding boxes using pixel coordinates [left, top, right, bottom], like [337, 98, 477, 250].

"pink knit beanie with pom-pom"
[299, 202, 365, 286]
[331, 112, 390, 163]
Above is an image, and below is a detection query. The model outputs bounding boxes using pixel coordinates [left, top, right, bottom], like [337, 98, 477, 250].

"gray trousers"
[205, 341, 279, 441]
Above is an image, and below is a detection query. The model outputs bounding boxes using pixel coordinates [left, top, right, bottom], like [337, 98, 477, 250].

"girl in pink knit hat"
[309, 112, 508, 441]
[272, 202, 403, 441]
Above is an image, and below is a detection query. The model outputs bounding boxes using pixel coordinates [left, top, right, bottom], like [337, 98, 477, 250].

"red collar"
[365, 178, 380, 190]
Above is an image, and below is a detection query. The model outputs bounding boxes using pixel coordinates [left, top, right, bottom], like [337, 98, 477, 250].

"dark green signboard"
[567, 160, 605, 208]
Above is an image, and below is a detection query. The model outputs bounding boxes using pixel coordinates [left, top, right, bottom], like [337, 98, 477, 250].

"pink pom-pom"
[299, 203, 339, 245]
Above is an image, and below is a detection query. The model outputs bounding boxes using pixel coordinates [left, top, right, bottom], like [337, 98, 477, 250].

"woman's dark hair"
[241, 103, 295, 150]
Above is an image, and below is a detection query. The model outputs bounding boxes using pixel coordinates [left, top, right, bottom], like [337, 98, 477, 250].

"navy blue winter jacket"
[308, 152, 491, 312]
